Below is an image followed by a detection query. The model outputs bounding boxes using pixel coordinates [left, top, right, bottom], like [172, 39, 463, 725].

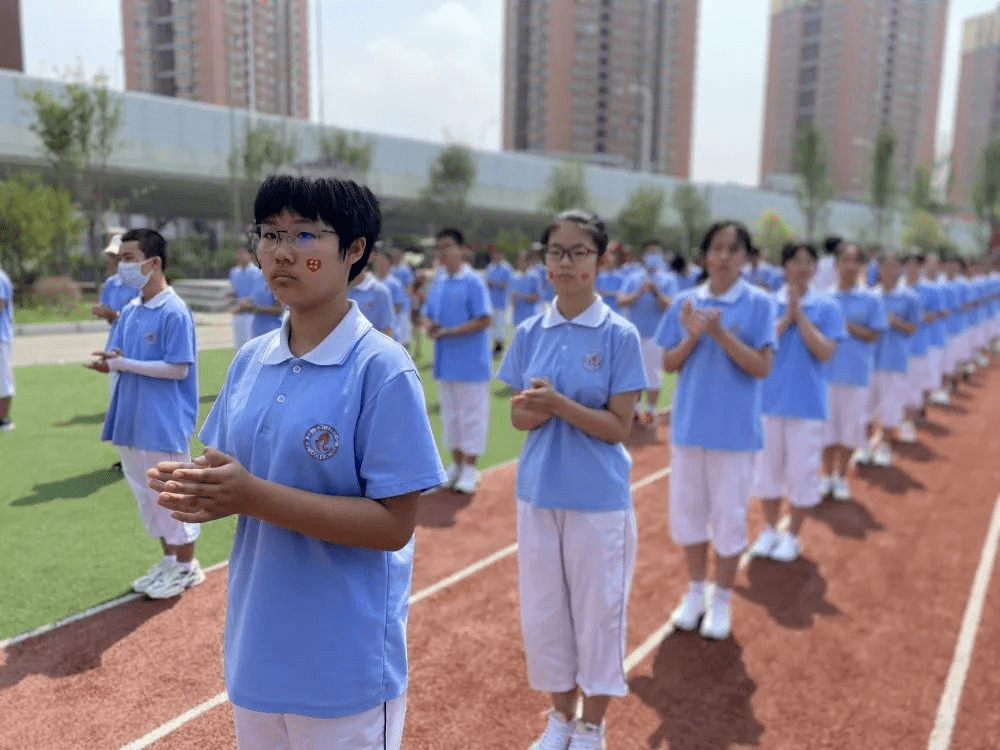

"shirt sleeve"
[469, 276, 492, 318]
[750, 295, 779, 350]
[198, 377, 230, 453]
[907, 293, 923, 325]
[496, 326, 526, 390]
[377, 287, 394, 331]
[100, 280, 113, 306]
[162, 308, 197, 365]
[356, 369, 447, 499]
[869, 296, 889, 331]
[654, 298, 683, 349]
[819, 300, 848, 340]
[611, 324, 649, 394]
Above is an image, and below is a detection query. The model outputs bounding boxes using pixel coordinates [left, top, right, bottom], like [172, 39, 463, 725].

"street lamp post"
[629, 83, 653, 173]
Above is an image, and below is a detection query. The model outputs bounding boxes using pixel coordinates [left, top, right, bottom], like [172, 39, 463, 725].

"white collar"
[261, 301, 372, 366]
[693, 277, 748, 304]
[353, 272, 376, 292]
[541, 296, 609, 328]
[443, 264, 473, 280]
[140, 286, 177, 309]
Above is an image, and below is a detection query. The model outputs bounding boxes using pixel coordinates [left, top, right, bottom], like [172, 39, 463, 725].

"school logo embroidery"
[144, 331, 156, 345]
[583, 351, 603, 372]
[304, 424, 339, 460]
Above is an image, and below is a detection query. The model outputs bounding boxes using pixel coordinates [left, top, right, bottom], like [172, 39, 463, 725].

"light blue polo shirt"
[873, 285, 921, 373]
[390, 263, 414, 291]
[941, 280, 962, 336]
[249, 274, 283, 339]
[744, 263, 777, 291]
[656, 278, 777, 451]
[229, 264, 262, 300]
[497, 297, 646, 511]
[485, 259, 514, 311]
[348, 272, 395, 335]
[101, 287, 198, 453]
[100, 275, 139, 348]
[826, 286, 887, 387]
[762, 287, 847, 421]
[381, 274, 409, 342]
[199, 302, 446, 719]
[510, 271, 543, 326]
[0, 268, 14, 343]
[596, 269, 624, 313]
[532, 262, 555, 304]
[422, 265, 493, 382]
[917, 280, 947, 348]
[903, 281, 931, 357]
[618, 269, 677, 339]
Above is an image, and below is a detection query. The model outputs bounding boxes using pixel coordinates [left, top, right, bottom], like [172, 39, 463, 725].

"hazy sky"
[18, 0, 997, 186]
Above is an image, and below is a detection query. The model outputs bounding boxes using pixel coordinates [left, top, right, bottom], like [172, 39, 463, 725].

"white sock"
[176, 560, 192, 572]
[688, 580, 706, 599]
[712, 586, 732, 607]
[647, 403, 657, 414]
[162, 554, 177, 568]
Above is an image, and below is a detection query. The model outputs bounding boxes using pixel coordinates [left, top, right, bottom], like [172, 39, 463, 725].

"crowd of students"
[48, 173, 996, 750]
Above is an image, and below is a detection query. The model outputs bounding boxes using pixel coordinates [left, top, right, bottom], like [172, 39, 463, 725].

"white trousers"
[868, 370, 907, 428]
[396, 314, 412, 346]
[233, 694, 406, 750]
[824, 384, 869, 449]
[119, 446, 200, 545]
[927, 346, 945, 390]
[517, 501, 637, 698]
[753, 416, 824, 509]
[640, 338, 663, 391]
[0, 341, 13, 397]
[906, 356, 931, 408]
[232, 313, 253, 352]
[490, 309, 508, 342]
[437, 380, 490, 456]
[668, 444, 756, 557]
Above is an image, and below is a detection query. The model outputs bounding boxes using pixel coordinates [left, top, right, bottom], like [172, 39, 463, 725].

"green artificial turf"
[0, 343, 673, 639]
[14, 301, 101, 325]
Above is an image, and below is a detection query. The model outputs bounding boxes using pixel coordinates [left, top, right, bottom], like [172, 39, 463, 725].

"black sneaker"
[111, 461, 123, 473]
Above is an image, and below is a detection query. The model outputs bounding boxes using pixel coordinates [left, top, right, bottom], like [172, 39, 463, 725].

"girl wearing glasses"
[497, 209, 646, 750]
[150, 175, 446, 750]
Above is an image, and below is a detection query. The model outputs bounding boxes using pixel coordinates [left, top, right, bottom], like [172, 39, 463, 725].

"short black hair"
[670, 253, 688, 274]
[253, 175, 381, 282]
[781, 241, 818, 266]
[835, 241, 867, 263]
[542, 208, 609, 256]
[120, 228, 168, 271]
[823, 235, 843, 256]
[436, 228, 465, 246]
[699, 221, 753, 256]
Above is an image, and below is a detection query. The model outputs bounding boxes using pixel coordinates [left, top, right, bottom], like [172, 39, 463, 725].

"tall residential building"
[0, 0, 24, 72]
[760, 0, 947, 199]
[122, 0, 309, 120]
[501, 0, 698, 177]
[951, 7, 1000, 204]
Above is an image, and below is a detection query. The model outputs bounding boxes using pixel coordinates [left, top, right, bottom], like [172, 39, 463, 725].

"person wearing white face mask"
[87, 228, 203, 600]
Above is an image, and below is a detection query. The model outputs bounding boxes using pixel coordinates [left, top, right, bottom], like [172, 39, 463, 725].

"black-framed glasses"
[250, 226, 338, 253]
[544, 243, 598, 263]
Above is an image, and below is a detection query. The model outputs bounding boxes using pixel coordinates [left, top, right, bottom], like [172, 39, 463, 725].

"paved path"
[11, 313, 234, 368]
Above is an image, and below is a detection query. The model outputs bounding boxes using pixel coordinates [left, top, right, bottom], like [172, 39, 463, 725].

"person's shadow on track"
[919, 419, 951, 439]
[891, 440, 938, 463]
[810, 497, 885, 540]
[0, 598, 177, 689]
[415, 487, 473, 528]
[735, 556, 841, 630]
[11, 467, 123, 507]
[629, 634, 764, 749]
[854, 463, 925, 495]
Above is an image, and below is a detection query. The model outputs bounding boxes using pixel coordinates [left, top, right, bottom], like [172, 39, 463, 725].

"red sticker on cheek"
[581, 272, 592, 282]
[306, 258, 321, 272]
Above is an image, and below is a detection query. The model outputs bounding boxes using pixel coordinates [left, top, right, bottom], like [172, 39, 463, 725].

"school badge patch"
[583, 351, 603, 372]
[144, 331, 157, 345]
[304, 424, 339, 460]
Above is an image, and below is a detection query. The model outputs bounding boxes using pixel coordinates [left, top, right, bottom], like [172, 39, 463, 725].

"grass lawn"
[14, 300, 102, 325]
[1, 344, 673, 639]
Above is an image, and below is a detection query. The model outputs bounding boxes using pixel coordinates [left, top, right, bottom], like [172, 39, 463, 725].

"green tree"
[539, 161, 591, 216]
[869, 127, 897, 245]
[317, 127, 375, 178]
[228, 119, 300, 229]
[615, 186, 665, 250]
[901, 210, 948, 254]
[672, 182, 712, 255]
[793, 122, 833, 241]
[492, 227, 531, 263]
[421, 144, 477, 229]
[971, 139, 1000, 245]
[0, 173, 86, 300]
[755, 209, 798, 263]
[909, 164, 934, 214]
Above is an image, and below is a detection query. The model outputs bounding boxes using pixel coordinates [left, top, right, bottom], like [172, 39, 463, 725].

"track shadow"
[854, 463, 925, 495]
[734, 556, 841, 630]
[932, 401, 969, 416]
[415, 487, 474, 528]
[891, 440, 938, 463]
[919, 419, 951, 438]
[810, 497, 885, 540]
[629, 634, 764, 749]
[0, 597, 177, 689]
[11, 467, 123, 507]
[426, 401, 440, 417]
[199, 392, 219, 404]
[54, 411, 106, 427]
[493, 385, 515, 399]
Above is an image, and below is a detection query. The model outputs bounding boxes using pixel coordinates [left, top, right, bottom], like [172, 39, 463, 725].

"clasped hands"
[147, 447, 255, 523]
[512, 376, 562, 419]
[681, 300, 728, 341]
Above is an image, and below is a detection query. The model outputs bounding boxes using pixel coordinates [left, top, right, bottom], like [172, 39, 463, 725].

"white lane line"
[926, 495, 1000, 750]
[116, 462, 675, 750]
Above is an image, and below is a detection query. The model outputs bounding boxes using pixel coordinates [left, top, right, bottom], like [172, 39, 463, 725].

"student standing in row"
[89, 228, 203, 599]
[498, 209, 646, 750]
[349, 263, 396, 337]
[821, 243, 886, 498]
[237, 269, 284, 341]
[485, 244, 514, 357]
[751, 242, 845, 563]
[389, 247, 415, 351]
[229, 245, 263, 351]
[595, 244, 624, 313]
[0, 260, 14, 432]
[658, 221, 776, 640]
[902, 254, 941, 438]
[510, 250, 543, 328]
[422, 229, 493, 494]
[151, 175, 445, 750]
[374, 246, 410, 346]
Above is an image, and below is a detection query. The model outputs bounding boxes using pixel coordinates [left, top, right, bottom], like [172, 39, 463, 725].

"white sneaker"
[443, 463, 460, 488]
[749, 526, 780, 558]
[832, 476, 852, 501]
[453, 465, 480, 494]
[530, 710, 575, 750]
[0, 418, 14, 431]
[819, 475, 834, 496]
[568, 721, 606, 750]
[131, 558, 175, 594]
[770, 531, 801, 563]
[978, 354, 990, 367]
[145, 559, 206, 599]
[873, 443, 892, 467]
[930, 389, 951, 405]
[670, 588, 706, 631]
[898, 421, 917, 444]
[853, 444, 874, 464]
[699, 592, 732, 640]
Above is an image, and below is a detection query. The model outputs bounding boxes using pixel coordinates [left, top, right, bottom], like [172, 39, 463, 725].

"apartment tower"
[760, 0, 947, 199]
[121, 0, 309, 119]
[0, 0, 24, 72]
[501, 0, 699, 176]
[951, 6, 1000, 204]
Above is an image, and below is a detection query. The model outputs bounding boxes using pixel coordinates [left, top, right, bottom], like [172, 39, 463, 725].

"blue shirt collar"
[261, 301, 372, 366]
[693, 277, 748, 304]
[541, 296, 610, 328]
